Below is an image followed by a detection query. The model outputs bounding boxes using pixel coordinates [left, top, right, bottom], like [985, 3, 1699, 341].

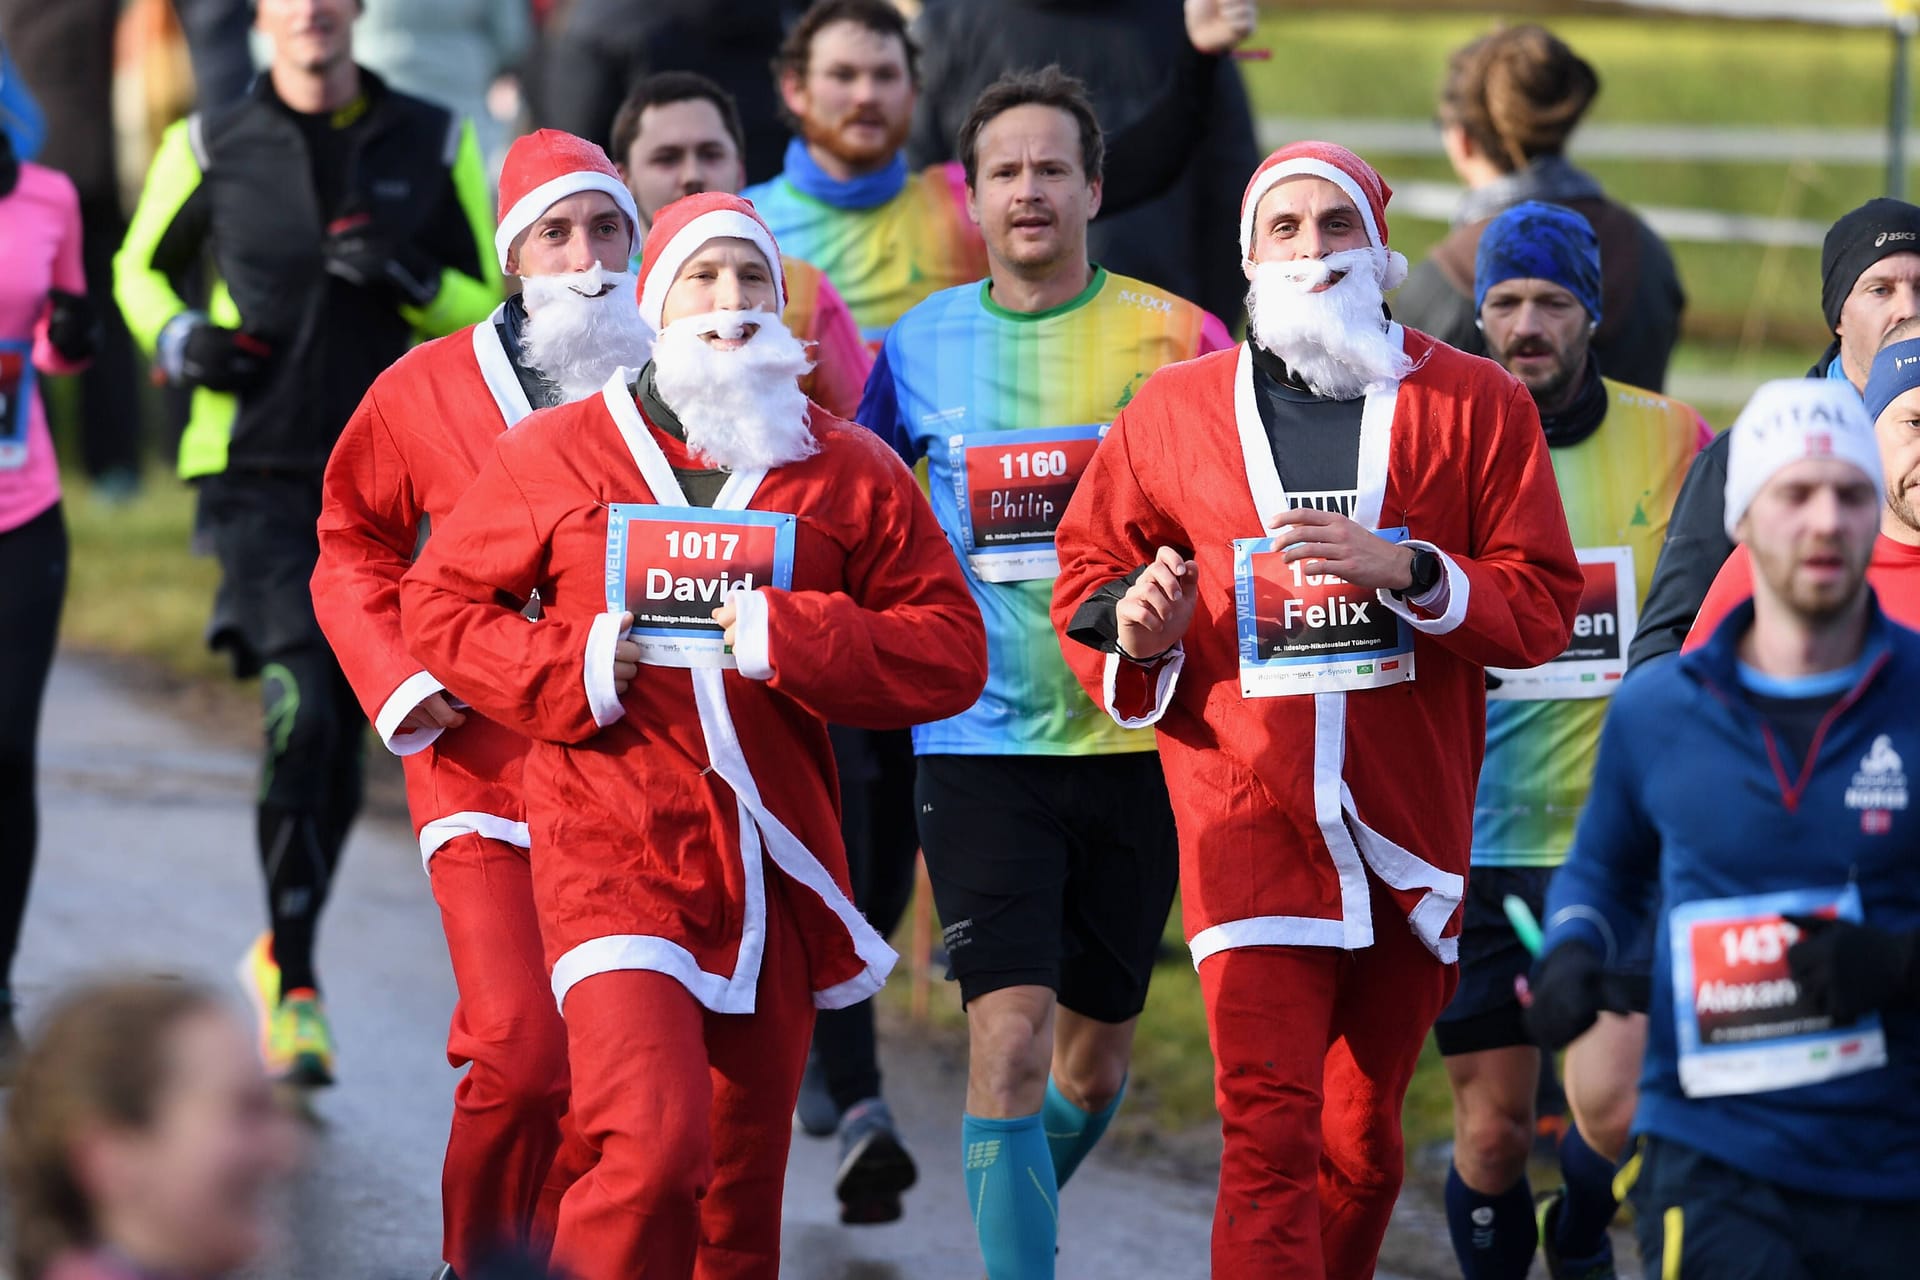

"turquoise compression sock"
[963, 1111, 1058, 1279]
[1042, 1074, 1126, 1188]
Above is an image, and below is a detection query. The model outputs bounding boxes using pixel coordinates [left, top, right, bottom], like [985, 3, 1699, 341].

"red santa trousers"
[1199, 876, 1457, 1280]
[547, 867, 815, 1280]
[431, 833, 595, 1272]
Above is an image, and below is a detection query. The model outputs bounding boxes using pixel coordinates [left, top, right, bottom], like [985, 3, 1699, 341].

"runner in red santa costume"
[311, 129, 648, 1277]
[1050, 140, 1582, 1279]
[398, 190, 987, 1280]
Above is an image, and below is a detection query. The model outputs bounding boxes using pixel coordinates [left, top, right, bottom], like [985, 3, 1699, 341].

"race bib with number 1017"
[948, 424, 1106, 582]
[604, 504, 796, 669]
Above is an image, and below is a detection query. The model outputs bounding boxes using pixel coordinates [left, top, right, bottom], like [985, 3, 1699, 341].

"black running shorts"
[1433, 865, 1556, 1056]
[914, 752, 1179, 1023]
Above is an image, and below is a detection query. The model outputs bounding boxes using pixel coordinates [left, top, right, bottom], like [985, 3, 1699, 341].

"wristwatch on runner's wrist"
[1392, 547, 1441, 600]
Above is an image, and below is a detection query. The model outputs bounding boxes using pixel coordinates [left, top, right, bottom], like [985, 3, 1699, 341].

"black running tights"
[0, 503, 69, 993]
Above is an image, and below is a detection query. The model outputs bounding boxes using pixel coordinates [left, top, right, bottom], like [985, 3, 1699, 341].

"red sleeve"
[1683, 544, 1754, 653]
[754, 434, 986, 729]
[312, 385, 434, 743]
[1393, 378, 1582, 669]
[1049, 402, 1186, 723]
[33, 173, 88, 376]
[802, 273, 874, 422]
[399, 437, 611, 745]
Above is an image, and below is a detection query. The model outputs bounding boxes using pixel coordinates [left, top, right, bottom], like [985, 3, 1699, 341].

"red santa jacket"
[399, 378, 987, 1013]
[1051, 329, 1580, 966]
[313, 305, 538, 866]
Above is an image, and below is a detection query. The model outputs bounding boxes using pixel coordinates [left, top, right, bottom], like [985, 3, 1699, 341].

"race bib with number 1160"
[948, 424, 1106, 582]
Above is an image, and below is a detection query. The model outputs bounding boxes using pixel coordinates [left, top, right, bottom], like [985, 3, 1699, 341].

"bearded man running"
[399, 192, 986, 1280]
[311, 129, 649, 1277]
[1051, 140, 1582, 1280]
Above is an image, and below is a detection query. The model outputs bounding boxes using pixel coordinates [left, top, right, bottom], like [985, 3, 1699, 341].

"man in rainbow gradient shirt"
[1438, 201, 1709, 1280]
[859, 69, 1230, 1280]
[743, 0, 987, 350]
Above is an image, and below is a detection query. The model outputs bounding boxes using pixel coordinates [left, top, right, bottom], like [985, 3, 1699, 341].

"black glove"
[1524, 940, 1608, 1050]
[323, 214, 441, 308]
[1786, 915, 1920, 1025]
[180, 324, 273, 392]
[46, 289, 97, 364]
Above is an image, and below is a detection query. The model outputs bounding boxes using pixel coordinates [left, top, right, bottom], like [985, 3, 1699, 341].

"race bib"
[1487, 546, 1634, 700]
[0, 341, 35, 472]
[1669, 884, 1887, 1099]
[1232, 527, 1415, 697]
[604, 505, 796, 669]
[948, 424, 1106, 582]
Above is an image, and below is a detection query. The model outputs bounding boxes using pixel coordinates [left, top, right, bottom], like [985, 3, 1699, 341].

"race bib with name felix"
[0, 341, 35, 471]
[1232, 527, 1415, 697]
[1487, 546, 1635, 701]
[604, 505, 796, 669]
[948, 424, 1105, 582]
[1669, 883, 1887, 1099]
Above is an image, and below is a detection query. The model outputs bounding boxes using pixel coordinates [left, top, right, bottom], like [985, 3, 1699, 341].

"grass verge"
[1241, 10, 1909, 349]
[59, 468, 226, 680]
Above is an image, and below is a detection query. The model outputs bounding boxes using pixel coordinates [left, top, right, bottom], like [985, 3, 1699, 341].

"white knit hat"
[1723, 378, 1883, 539]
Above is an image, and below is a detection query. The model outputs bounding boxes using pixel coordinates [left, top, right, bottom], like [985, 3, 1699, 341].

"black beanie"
[1822, 197, 1920, 330]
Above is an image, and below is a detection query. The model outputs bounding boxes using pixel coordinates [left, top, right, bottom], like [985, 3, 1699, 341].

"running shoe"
[1535, 1186, 1618, 1280]
[272, 989, 336, 1088]
[236, 931, 281, 1067]
[834, 1097, 917, 1225]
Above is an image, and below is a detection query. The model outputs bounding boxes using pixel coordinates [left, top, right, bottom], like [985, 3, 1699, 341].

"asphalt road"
[11, 655, 1494, 1279]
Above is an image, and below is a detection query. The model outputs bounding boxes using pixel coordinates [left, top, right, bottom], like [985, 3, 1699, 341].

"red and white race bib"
[1488, 547, 1634, 700]
[605, 504, 797, 668]
[0, 341, 34, 472]
[1669, 884, 1887, 1098]
[948, 424, 1105, 582]
[1231, 529, 1415, 696]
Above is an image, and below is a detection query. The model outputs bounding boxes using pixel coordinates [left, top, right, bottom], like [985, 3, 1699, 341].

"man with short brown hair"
[610, 70, 871, 419]
[861, 66, 1230, 1274]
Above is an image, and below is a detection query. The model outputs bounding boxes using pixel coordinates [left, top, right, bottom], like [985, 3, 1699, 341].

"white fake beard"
[650, 309, 818, 472]
[1246, 248, 1411, 401]
[518, 264, 652, 403]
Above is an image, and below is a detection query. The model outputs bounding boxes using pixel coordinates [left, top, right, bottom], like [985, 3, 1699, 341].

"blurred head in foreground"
[4, 980, 300, 1280]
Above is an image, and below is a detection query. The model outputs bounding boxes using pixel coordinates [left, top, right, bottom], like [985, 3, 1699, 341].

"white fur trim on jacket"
[583, 610, 627, 728]
[375, 670, 451, 755]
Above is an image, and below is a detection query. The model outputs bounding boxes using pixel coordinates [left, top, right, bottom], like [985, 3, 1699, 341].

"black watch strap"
[1394, 547, 1441, 600]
